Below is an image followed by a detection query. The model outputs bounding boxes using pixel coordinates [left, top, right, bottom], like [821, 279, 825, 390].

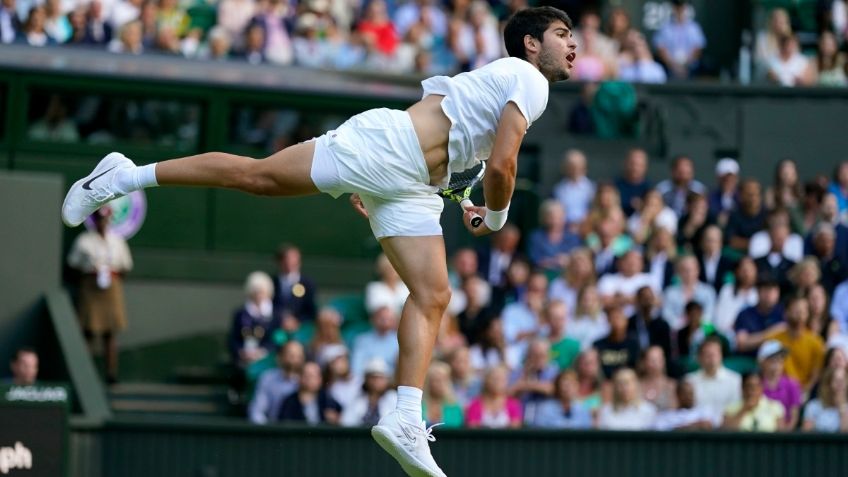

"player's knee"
[419, 286, 451, 318]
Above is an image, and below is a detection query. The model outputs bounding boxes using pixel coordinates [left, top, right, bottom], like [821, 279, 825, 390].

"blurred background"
[2, 0, 848, 476]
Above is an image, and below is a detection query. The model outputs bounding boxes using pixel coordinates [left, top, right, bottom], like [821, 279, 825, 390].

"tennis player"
[62, 7, 576, 476]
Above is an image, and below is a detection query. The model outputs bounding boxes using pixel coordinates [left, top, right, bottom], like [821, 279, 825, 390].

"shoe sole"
[371, 425, 443, 477]
[61, 152, 128, 227]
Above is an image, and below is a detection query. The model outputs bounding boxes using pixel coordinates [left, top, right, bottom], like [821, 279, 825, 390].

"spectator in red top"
[356, 0, 398, 56]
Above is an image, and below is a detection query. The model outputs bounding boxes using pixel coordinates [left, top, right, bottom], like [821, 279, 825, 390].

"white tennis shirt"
[421, 57, 550, 187]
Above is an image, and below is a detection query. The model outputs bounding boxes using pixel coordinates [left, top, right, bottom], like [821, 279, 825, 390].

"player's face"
[538, 21, 577, 82]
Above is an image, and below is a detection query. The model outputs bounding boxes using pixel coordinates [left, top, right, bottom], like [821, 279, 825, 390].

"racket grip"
[460, 199, 483, 228]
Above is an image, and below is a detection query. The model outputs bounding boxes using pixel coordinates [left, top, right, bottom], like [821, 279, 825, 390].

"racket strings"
[446, 163, 484, 191]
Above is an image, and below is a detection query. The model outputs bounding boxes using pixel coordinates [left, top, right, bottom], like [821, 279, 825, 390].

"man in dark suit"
[627, 286, 672, 361]
[697, 225, 735, 293]
[273, 243, 318, 332]
[754, 215, 796, 297]
[477, 223, 521, 288]
[0, 0, 21, 44]
[809, 223, 848, 295]
[84, 0, 113, 45]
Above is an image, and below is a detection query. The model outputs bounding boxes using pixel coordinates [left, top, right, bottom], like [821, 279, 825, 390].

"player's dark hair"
[504, 6, 572, 61]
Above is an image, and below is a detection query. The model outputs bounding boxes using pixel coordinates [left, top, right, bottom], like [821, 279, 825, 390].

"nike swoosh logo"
[82, 166, 116, 190]
[401, 425, 417, 444]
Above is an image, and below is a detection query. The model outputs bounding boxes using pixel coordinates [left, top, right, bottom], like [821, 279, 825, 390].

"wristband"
[483, 203, 509, 231]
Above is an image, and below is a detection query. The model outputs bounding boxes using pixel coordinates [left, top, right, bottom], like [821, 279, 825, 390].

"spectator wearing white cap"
[758, 339, 801, 429]
[708, 158, 739, 226]
[319, 343, 360, 410]
[365, 254, 409, 317]
[340, 357, 398, 427]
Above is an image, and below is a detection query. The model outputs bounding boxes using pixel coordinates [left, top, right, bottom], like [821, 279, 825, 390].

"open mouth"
[566, 52, 576, 67]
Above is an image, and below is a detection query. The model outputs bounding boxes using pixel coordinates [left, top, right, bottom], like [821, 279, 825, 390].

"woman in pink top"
[465, 365, 522, 428]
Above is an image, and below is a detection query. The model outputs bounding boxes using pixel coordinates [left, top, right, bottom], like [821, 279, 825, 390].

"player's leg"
[380, 235, 451, 389]
[62, 141, 319, 226]
[370, 234, 449, 477]
[153, 141, 319, 196]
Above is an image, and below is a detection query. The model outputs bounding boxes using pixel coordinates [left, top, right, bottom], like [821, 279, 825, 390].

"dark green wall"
[0, 171, 63, 364]
[69, 417, 848, 477]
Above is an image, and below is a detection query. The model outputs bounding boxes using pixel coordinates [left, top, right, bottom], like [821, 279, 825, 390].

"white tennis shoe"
[371, 410, 447, 477]
[62, 152, 135, 227]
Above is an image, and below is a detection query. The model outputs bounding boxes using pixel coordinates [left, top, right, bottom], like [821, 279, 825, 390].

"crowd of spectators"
[228, 149, 848, 432]
[1, 0, 846, 85]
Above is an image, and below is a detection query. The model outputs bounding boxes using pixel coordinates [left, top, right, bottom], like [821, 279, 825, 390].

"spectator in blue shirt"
[828, 161, 848, 216]
[615, 148, 651, 217]
[528, 369, 593, 429]
[0, 0, 22, 45]
[249, 340, 305, 424]
[527, 199, 581, 273]
[552, 149, 595, 226]
[350, 305, 399, 377]
[653, 0, 706, 79]
[734, 277, 786, 357]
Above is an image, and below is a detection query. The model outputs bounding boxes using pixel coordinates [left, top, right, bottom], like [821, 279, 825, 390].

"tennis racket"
[437, 161, 485, 228]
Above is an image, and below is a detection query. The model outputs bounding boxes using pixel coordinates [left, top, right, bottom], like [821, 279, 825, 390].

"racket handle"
[460, 199, 483, 228]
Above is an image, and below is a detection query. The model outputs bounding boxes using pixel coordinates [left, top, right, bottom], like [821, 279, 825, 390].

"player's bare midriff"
[406, 94, 451, 186]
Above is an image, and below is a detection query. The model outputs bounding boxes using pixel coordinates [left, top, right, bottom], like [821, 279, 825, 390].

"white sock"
[396, 386, 423, 423]
[115, 163, 159, 194]
[134, 163, 159, 189]
[116, 163, 158, 193]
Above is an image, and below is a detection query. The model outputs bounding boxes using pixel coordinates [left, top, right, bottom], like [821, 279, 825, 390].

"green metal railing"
[68, 415, 848, 477]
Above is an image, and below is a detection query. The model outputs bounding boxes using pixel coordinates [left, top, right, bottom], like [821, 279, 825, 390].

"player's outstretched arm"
[465, 102, 527, 237]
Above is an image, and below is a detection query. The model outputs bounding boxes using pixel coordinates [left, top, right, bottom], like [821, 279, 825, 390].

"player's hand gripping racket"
[437, 162, 485, 228]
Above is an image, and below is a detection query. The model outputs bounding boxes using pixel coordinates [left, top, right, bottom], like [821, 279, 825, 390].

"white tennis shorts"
[310, 108, 444, 239]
